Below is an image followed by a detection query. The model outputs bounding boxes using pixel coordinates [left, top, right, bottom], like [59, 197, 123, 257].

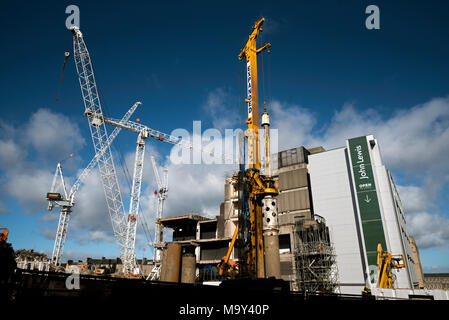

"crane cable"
[259, 29, 272, 113]
[56, 52, 71, 101]
[260, 32, 266, 108]
[267, 41, 272, 112]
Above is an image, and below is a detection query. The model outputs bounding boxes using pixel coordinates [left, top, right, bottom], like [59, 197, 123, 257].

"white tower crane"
[151, 156, 168, 261]
[47, 102, 142, 266]
[123, 131, 148, 275]
[145, 156, 168, 280]
[71, 26, 131, 270]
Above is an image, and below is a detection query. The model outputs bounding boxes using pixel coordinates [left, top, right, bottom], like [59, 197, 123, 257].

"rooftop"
[158, 214, 212, 229]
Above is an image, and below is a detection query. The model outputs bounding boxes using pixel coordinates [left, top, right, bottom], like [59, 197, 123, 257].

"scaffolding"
[293, 215, 339, 293]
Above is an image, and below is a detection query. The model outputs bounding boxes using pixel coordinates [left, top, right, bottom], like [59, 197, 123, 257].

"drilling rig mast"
[236, 18, 280, 278]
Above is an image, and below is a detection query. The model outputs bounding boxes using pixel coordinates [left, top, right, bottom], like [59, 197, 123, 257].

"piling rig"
[218, 18, 280, 279]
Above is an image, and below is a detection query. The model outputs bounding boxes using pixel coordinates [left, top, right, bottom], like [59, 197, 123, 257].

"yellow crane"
[238, 17, 271, 171]
[376, 243, 406, 288]
[218, 18, 278, 279]
[238, 17, 278, 279]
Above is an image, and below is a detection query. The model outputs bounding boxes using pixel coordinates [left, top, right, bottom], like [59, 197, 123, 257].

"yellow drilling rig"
[218, 18, 280, 279]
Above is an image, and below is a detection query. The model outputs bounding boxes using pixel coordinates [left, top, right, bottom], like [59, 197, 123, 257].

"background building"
[272, 147, 338, 292]
[424, 274, 449, 290]
[308, 134, 419, 294]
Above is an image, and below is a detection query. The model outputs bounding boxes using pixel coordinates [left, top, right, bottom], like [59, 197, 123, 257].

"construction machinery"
[71, 26, 132, 273]
[147, 156, 168, 280]
[70, 26, 177, 276]
[122, 130, 148, 276]
[237, 18, 279, 279]
[376, 243, 406, 289]
[66, 21, 276, 279]
[47, 103, 177, 275]
[47, 102, 141, 267]
[218, 224, 239, 279]
[219, 18, 280, 279]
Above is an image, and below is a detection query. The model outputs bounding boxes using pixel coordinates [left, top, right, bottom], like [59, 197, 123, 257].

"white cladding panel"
[309, 148, 365, 294]
[369, 136, 416, 288]
[374, 165, 411, 288]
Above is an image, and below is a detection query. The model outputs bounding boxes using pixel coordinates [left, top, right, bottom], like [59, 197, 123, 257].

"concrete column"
[160, 242, 181, 282]
[159, 249, 167, 280]
[181, 253, 196, 284]
[264, 233, 281, 279]
[224, 178, 234, 201]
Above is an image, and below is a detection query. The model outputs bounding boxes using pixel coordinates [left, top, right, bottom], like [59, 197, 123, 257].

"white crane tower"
[151, 156, 168, 261]
[71, 26, 129, 271]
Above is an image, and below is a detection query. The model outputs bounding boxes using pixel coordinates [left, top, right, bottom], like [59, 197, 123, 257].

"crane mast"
[123, 132, 148, 275]
[233, 18, 279, 279]
[150, 156, 168, 263]
[71, 26, 128, 264]
[238, 18, 271, 170]
[238, 18, 273, 278]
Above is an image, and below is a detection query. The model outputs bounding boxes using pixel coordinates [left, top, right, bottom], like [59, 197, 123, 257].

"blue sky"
[0, 1, 448, 272]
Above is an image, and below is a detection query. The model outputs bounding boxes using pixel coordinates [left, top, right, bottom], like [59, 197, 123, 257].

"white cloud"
[397, 185, 430, 214]
[70, 169, 109, 233]
[162, 161, 234, 218]
[0, 108, 86, 214]
[86, 230, 115, 243]
[39, 225, 56, 241]
[0, 139, 25, 167]
[407, 212, 449, 249]
[5, 169, 54, 213]
[24, 108, 86, 167]
[270, 100, 317, 151]
[202, 87, 240, 129]
[308, 97, 449, 176]
[269, 96, 449, 250]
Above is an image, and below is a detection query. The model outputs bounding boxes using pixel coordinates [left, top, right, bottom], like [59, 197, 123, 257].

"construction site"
[2, 13, 449, 311]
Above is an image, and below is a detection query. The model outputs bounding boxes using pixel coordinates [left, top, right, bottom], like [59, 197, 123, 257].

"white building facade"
[308, 135, 419, 294]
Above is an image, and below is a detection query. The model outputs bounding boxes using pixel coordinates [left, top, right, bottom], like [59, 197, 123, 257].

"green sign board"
[348, 136, 386, 271]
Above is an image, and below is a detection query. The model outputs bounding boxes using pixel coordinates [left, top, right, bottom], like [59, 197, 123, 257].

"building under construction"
[4, 15, 449, 306]
[156, 145, 339, 293]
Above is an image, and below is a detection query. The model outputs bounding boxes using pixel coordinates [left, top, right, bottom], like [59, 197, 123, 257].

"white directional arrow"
[364, 194, 372, 203]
